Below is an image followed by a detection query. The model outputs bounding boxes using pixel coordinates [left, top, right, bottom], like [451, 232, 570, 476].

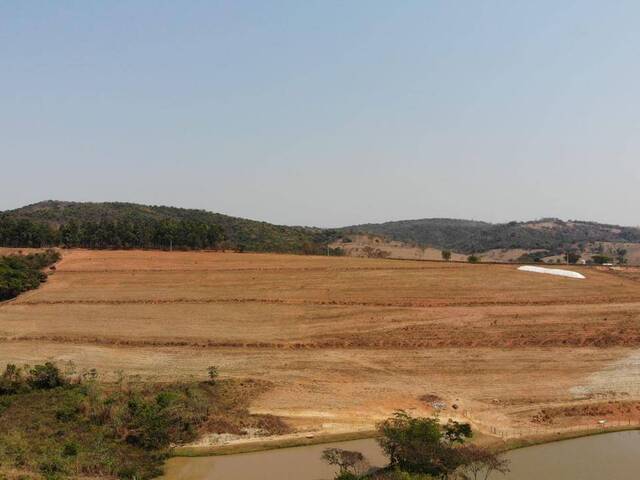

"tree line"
[0, 249, 61, 301]
[0, 217, 225, 250]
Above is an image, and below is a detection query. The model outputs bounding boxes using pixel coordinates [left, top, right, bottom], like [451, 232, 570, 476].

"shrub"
[207, 366, 219, 384]
[28, 362, 65, 390]
[0, 364, 27, 395]
[61, 441, 79, 457]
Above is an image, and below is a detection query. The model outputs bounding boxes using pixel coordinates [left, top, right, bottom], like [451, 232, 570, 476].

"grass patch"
[0, 363, 288, 479]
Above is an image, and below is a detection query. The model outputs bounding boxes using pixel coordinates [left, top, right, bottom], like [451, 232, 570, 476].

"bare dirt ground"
[331, 235, 640, 266]
[2, 249, 640, 446]
[330, 235, 468, 261]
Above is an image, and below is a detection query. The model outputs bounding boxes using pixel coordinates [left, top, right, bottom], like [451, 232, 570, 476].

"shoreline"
[171, 424, 640, 458]
[173, 430, 377, 457]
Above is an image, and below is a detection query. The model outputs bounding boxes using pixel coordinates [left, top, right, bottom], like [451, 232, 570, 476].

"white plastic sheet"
[517, 265, 586, 279]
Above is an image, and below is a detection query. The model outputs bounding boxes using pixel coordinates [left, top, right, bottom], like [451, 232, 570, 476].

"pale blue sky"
[2, 1, 639, 227]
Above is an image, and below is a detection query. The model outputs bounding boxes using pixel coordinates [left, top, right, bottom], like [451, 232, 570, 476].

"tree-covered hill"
[0, 201, 340, 253]
[344, 217, 640, 254]
[3, 201, 640, 257]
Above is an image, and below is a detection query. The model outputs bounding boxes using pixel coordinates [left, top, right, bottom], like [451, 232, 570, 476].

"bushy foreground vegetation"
[0, 201, 341, 254]
[0, 362, 287, 479]
[324, 411, 508, 480]
[0, 249, 60, 301]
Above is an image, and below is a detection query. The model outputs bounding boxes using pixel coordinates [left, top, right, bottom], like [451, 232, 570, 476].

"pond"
[499, 430, 640, 480]
[161, 430, 640, 480]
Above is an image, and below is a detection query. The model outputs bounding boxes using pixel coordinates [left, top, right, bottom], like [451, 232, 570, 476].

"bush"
[0, 364, 27, 395]
[28, 363, 65, 390]
[0, 397, 11, 414]
[38, 455, 67, 480]
[121, 395, 171, 449]
[62, 441, 79, 457]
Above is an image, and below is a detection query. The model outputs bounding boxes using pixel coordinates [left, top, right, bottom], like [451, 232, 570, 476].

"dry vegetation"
[2, 249, 640, 449]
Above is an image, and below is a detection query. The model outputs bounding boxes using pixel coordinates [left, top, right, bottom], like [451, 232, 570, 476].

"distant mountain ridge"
[344, 217, 640, 254]
[2, 200, 640, 256]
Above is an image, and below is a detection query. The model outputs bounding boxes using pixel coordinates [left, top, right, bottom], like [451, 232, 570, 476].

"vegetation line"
[0, 249, 60, 301]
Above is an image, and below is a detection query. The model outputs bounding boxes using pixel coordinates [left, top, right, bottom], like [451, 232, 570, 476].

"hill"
[344, 217, 640, 256]
[3, 201, 640, 260]
[0, 200, 340, 254]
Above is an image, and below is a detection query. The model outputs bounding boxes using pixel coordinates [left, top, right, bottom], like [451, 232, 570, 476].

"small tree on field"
[207, 366, 219, 384]
[592, 254, 611, 265]
[567, 251, 581, 264]
[467, 255, 479, 263]
[441, 250, 452, 261]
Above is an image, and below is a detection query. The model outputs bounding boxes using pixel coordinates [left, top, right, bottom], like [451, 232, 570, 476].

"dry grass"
[2, 249, 640, 447]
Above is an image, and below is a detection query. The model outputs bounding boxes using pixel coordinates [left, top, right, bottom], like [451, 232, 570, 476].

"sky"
[1, 1, 639, 227]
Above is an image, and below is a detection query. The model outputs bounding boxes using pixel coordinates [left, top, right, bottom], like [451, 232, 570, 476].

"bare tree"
[456, 445, 510, 480]
[322, 448, 370, 476]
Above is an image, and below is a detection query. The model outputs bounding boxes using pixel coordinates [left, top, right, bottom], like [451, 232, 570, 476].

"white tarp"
[517, 265, 586, 279]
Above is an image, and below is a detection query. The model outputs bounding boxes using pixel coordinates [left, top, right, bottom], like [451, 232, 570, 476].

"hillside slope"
[345, 218, 640, 255]
[4, 201, 640, 260]
[0, 201, 339, 253]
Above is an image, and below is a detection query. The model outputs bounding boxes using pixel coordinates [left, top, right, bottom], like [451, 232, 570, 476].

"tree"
[592, 254, 611, 265]
[456, 444, 510, 480]
[377, 411, 473, 477]
[566, 251, 581, 264]
[443, 419, 473, 445]
[322, 448, 370, 477]
[441, 250, 452, 261]
[615, 248, 628, 265]
[467, 255, 480, 263]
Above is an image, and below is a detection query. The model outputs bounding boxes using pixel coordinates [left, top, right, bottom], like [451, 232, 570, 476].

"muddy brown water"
[161, 431, 640, 480]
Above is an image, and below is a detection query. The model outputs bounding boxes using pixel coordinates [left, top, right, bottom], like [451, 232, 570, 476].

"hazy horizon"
[2, 1, 639, 227]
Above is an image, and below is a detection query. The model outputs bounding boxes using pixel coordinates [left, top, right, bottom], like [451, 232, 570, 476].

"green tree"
[377, 411, 472, 477]
[592, 254, 611, 265]
[567, 251, 581, 264]
[441, 250, 452, 261]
